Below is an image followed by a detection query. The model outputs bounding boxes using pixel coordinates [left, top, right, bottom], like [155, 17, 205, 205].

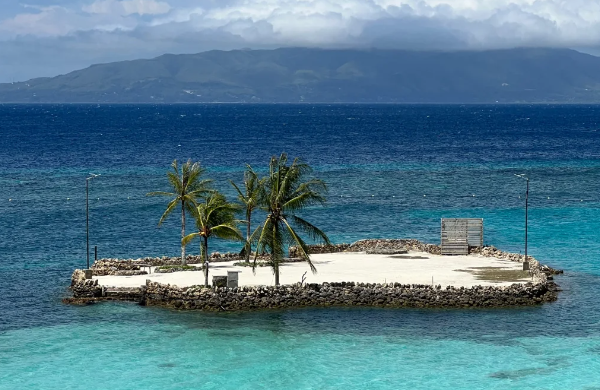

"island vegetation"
[148, 153, 329, 286]
[182, 193, 243, 287]
[147, 160, 212, 265]
[252, 154, 330, 285]
[229, 165, 264, 263]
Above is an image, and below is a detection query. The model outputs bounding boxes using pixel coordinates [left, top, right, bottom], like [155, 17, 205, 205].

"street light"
[86, 173, 100, 269]
[514, 174, 529, 271]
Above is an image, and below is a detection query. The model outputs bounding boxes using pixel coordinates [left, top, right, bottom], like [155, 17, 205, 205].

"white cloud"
[0, 6, 74, 37]
[83, 0, 172, 16]
[0, 3, 139, 38]
[4, 0, 600, 47]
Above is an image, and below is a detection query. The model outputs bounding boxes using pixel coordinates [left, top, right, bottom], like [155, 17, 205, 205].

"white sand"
[95, 251, 531, 289]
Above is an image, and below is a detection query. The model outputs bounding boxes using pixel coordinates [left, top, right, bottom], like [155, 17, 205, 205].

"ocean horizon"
[1, 103, 600, 389]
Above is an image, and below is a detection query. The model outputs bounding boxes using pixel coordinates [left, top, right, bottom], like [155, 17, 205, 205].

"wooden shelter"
[441, 218, 483, 255]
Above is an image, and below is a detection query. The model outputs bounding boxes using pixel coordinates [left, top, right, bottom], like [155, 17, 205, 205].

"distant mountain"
[2, 47, 600, 103]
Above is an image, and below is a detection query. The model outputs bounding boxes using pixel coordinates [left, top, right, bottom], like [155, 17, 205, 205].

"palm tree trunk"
[203, 236, 209, 287]
[245, 210, 251, 263]
[181, 201, 186, 265]
[274, 255, 279, 286]
[273, 222, 280, 286]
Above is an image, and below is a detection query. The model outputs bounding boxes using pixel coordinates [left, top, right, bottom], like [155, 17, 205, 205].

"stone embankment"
[144, 280, 558, 310]
[66, 278, 558, 309]
[288, 244, 351, 257]
[154, 266, 203, 274]
[65, 269, 144, 304]
[347, 239, 443, 255]
[289, 240, 443, 257]
[91, 257, 179, 276]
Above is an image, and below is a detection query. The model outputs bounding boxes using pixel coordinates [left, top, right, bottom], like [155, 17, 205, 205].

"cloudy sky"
[2, 0, 600, 82]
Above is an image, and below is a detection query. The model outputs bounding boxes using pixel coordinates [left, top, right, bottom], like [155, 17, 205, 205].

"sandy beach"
[95, 251, 531, 289]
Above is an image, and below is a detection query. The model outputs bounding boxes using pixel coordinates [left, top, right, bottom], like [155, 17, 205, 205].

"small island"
[67, 239, 561, 310]
[66, 155, 562, 310]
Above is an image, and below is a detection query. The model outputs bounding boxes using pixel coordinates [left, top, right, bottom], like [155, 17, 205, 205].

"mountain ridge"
[2, 47, 600, 103]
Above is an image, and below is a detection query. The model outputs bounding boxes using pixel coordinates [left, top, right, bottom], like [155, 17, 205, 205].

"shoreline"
[65, 239, 562, 310]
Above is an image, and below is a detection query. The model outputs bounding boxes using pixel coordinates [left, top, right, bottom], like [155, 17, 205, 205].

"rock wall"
[143, 280, 558, 311]
[91, 258, 181, 276]
[71, 269, 86, 286]
[288, 244, 351, 257]
[70, 279, 103, 298]
[347, 239, 443, 255]
[154, 266, 203, 273]
[66, 273, 143, 304]
[288, 240, 441, 257]
[66, 277, 558, 309]
[90, 252, 271, 276]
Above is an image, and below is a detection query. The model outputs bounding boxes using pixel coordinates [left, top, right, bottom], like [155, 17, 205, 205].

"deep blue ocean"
[1, 104, 600, 389]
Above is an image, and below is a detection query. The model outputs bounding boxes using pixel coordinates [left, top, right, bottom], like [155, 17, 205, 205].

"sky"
[2, 0, 600, 82]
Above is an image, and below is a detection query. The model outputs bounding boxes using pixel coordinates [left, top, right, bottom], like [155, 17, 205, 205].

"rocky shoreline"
[65, 277, 559, 309]
[66, 239, 563, 310]
[142, 280, 558, 310]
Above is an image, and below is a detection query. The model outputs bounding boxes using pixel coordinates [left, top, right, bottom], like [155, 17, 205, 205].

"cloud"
[0, 3, 138, 38]
[0, 6, 74, 37]
[4, 0, 600, 46]
[83, 0, 172, 16]
[2, 0, 600, 81]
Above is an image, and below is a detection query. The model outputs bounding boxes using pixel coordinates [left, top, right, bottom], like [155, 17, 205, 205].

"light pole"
[86, 173, 100, 269]
[514, 174, 529, 271]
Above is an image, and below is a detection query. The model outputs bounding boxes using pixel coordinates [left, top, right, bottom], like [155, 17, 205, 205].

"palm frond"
[281, 217, 317, 273]
[249, 223, 264, 245]
[283, 191, 326, 212]
[229, 180, 247, 204]
[211, 225, 244, 241]
[167, 171, 182, 195]
[188, 178, 213, 195]
[291, 179, 327, 198]
[290, 215, 331, 245]
[147, 191, 176, 197]
[253, 217, 272, 263]
[185, 162, 206, 189]
[185, 199, 199, 216]
[182, 232, 201, 246]
[158, 199, 178, 226]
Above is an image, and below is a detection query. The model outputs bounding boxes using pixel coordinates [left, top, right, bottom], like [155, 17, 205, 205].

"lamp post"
[514, 174, 529, 271]
[86, 173, 100, 269]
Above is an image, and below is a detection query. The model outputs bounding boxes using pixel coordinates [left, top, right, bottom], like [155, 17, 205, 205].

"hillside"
[2, 47, 600, 103]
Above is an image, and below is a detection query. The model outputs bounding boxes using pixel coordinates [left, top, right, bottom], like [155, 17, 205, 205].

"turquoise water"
[3, 307, 600, 390]
[1, 104, 600, 389]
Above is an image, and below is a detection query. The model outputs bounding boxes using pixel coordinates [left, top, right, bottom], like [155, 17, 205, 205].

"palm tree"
[253, 153, 330, 286]
[148, 159, 212, 265]
[183, 192, 244, 286]
[230, 165, 265, 263]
